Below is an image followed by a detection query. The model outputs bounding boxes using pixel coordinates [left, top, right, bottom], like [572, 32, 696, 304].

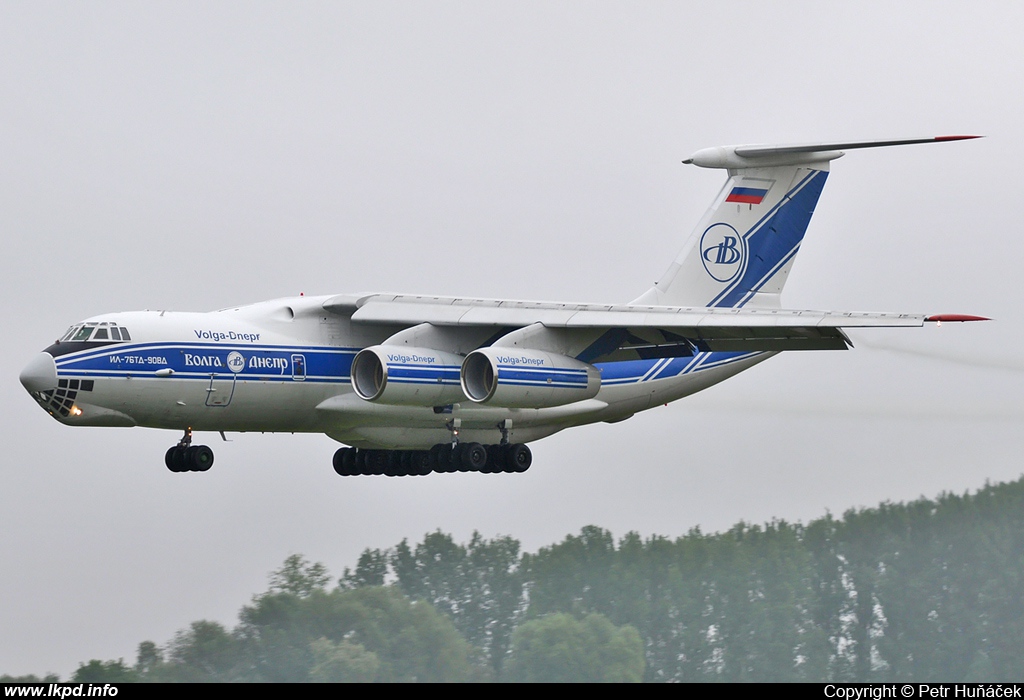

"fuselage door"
[205, 373, 236, 407]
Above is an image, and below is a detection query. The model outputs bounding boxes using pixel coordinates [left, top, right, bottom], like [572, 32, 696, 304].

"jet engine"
[350, 346, 466, 405]
[460, 348, 601, 408]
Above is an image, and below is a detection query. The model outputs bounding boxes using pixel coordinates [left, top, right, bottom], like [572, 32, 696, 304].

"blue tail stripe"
[710, 170, 828, 308]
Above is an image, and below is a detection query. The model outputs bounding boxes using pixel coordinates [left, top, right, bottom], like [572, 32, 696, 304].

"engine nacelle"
[350, 345, 466, 406]
[461, 348, 601, 408]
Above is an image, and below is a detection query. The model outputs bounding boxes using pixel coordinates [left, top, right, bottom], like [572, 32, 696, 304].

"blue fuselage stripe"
[50, 342, 760, 389]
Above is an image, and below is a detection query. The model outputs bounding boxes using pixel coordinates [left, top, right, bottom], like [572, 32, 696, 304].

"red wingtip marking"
[934, 135, 984, 142]
[926, 314, 990, 322]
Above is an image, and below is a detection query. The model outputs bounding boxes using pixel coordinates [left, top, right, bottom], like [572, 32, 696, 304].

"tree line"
[7, 475, 1024, 682]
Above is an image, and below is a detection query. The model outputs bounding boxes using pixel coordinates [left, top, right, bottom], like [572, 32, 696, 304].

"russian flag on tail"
[726, 186, 770, 204]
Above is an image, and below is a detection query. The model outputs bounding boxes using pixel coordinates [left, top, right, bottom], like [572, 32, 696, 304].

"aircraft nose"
[20, 352, 58, 393]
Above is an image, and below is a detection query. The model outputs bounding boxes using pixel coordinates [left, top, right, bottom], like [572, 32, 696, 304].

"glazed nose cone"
[20, 353, 58, 393]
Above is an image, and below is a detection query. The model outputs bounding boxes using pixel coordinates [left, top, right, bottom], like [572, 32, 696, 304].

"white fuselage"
[24, 295, 770, 449]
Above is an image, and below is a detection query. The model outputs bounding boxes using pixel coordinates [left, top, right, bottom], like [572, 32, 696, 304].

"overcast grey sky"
[3, 1, 1023, 677]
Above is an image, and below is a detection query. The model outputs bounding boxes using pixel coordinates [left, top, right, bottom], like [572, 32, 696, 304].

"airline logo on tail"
[700, 223, 746, 282]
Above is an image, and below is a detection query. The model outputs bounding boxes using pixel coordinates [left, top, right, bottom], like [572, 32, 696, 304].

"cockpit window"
[72, 326, 94, 342]
[61, 323, 132, 343]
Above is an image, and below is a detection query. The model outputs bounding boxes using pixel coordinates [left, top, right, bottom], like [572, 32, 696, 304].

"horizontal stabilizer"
[684, 135, 981, 170]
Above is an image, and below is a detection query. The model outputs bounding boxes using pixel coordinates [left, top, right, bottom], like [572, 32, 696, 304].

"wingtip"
[925, 314, 991, 322]
[934, 135, 984, 142]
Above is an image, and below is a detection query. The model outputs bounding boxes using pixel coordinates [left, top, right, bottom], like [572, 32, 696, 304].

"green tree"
[308, 637, 380, 682]
[462, 533, 525, 679]
[70, 659, 138, 683]
[390, 530, 526, 679]
[157, 620, 244, 682]
[0, 674, 60, 683]
[134, 641, 163, 678]
[65, 477, 1024, 683]
[340, 548, 389, 588]
[269, 554, 331, 597]
[505, 612, 644, 682]
[524, 526, 618, 618]
[238, 585, 473, 682]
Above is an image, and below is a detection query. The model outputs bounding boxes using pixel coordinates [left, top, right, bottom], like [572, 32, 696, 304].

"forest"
[6, 475, 1024, 682]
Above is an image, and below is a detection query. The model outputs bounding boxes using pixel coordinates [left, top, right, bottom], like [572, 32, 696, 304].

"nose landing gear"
[165, 428, 215, 473]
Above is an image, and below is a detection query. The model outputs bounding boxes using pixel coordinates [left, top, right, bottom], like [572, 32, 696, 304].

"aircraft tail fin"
[632, 136, 980, 309]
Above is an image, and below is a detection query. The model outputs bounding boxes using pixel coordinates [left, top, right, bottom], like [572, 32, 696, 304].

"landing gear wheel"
[507, 444, 532, 473]
[411, 450, 432, 476]
[165, 446, 185, 473]
[487, 445, 508, 473]
[437, 445, 452, 472]
[166, 428, 208, 473]
[462, 442, 488, 471]
[342, 449, 358, 475]
[385, 450, 403, 477]
[429, 444, 446, 473]
[188, 445, 214, 472]
[452, 444, 468, 472]
[174, 446, 189, 472]
[334, 448, 355, 476]
[400, 450, 414, 476]
[366, 450, 387, 476]
[354, 450, 369, 475]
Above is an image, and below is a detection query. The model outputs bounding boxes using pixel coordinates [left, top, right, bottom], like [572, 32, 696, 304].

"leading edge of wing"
[327, 293, 966, 330]
[324, 295, 986, 354]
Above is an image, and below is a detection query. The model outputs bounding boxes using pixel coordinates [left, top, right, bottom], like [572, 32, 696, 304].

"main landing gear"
[332, 442, 532, 477]
[165, 428, 215, 473]
[333, 417, 532, 477]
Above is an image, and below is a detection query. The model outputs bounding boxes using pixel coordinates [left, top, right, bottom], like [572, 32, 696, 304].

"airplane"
[19, 136, 986, 477]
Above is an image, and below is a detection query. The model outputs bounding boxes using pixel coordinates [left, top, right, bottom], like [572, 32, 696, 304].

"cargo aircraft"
[20, 136, 985, 477]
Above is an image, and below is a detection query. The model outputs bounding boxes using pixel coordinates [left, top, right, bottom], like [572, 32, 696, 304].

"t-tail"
[632, 136, 981, 309]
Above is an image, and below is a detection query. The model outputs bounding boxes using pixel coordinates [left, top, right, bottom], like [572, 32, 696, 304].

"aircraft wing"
[323, 294, 984, 357]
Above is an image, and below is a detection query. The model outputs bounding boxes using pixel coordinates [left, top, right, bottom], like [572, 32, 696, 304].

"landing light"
[70, 406, 82, 416]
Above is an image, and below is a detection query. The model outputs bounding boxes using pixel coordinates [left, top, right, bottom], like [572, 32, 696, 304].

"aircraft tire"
[354, 450, 369, 475]
[499, 445, 513, 472]
[508, 444, 532, 473]
[446, 446, 458, 473]
[433, 445, 448, 472]
[341, 449, 358, 476]
[452, 444, 468, 472]
[165, 447, 183, 472]
[411, 450, 432, 476]
[428, 444, 445, 473]
[189, 445, 214, 472]
[172, 446, 190, 472]
[400, 450, 416, 476]
[367, 450, 387, 476]
[333, 448, 350, 476]
[484, 445, 504, 473]
[385, 450, 402, 477]
[432, 445, 446, 472]
[462, 443, 487, 471]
